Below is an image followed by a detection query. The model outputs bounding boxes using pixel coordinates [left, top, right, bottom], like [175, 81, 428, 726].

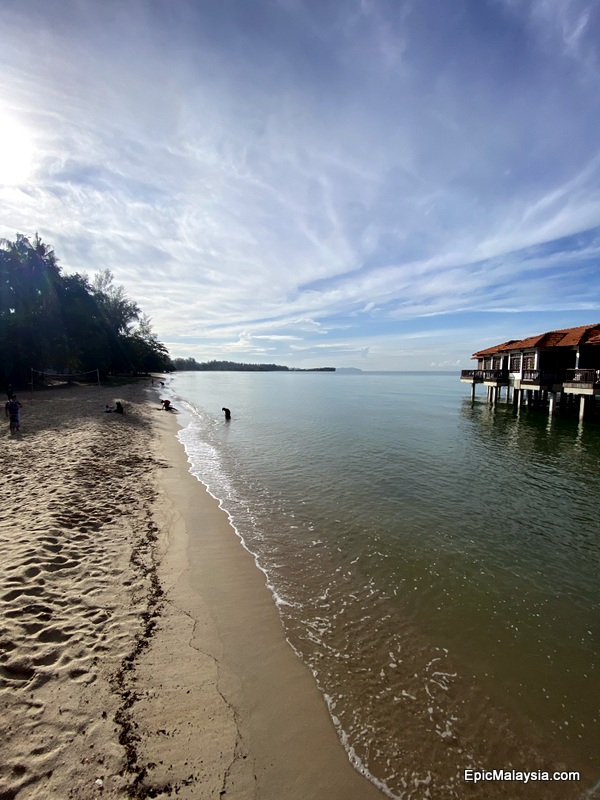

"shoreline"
[0, 382, 383, 799]
[146, 394, 385, 799]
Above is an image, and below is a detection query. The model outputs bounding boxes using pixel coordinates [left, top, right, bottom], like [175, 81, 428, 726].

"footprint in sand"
[36, 627, 71, 644]
[0, 660, 36, 685]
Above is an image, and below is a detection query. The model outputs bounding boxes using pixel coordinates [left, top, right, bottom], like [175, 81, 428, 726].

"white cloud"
[1, 0, 599, 368]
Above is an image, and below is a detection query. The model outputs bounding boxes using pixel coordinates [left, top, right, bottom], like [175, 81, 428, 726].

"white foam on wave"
[323, 692, 405, 800]
[174, 412, 407, 799]
[176, 418, 298, 614]
[167, 382, 466, 800]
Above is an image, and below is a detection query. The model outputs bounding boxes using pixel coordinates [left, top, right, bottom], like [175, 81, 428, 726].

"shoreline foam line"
[173, 411, 401, 799]
[150, 399, 385, 799]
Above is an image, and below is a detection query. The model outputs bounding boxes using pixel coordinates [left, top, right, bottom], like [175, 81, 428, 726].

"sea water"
[163, 371, 600, 799]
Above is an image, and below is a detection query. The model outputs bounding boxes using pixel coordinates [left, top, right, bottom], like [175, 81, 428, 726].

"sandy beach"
[0, 381, 383, 800]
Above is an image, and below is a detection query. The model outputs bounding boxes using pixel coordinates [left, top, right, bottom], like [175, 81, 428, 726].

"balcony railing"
[521, 371, 561, 385]
[460, 369, 508, 382]
[563, 368, 600, 389]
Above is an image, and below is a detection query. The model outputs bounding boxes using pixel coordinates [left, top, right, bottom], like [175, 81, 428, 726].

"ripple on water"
[170, 372, 600, 799]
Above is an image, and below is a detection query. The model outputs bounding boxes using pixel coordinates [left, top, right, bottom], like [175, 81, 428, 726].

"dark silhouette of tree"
[124, 314, 172, 374]
[1, 234, 64, 384]
[90, 268, 143, 374]
[170, 358, 335, 372]
[92, 268, 140, 335]
[0, 234, 173, 388]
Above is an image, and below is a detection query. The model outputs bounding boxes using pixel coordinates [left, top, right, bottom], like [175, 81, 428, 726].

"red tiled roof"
[503, 334, 546, 351]
[472, 324, 600, 358]
[539, 330, 568, 347]
[560, 324, 599, 346]
[586, 330, 600, 345]
[472, 340, 517, 357]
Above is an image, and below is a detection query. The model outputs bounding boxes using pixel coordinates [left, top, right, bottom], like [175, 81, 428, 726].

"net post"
[96, 368, 100, 388]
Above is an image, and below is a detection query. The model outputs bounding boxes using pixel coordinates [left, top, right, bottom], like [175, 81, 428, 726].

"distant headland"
[172, 358, 335, 373]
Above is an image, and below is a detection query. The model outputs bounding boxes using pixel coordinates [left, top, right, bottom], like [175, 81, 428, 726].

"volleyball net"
[30, 368, 100, 389]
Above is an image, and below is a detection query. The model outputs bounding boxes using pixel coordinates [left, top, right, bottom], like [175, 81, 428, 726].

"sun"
[0, 114, 35, 186]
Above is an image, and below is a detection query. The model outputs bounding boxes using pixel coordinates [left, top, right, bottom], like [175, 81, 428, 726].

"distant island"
[172, 358, 335, 372]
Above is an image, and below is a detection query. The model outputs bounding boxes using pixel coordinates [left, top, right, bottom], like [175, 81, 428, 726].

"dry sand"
[0, 381, 384, 800]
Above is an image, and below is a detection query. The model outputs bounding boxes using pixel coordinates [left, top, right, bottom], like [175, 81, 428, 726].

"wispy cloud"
[1, 0, 599, 369]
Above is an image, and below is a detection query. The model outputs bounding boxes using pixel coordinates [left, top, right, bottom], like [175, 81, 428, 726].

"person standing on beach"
[5, 395, 22, 433]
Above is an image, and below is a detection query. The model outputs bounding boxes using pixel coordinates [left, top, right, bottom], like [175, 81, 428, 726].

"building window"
[484, 358, 492, 370]
[492, 356, 502, 370]
[510, 354, 521, 371]
[523, 353, 536, 371]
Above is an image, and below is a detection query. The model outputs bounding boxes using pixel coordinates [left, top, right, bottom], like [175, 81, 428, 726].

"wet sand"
[0, 381, 383, 799]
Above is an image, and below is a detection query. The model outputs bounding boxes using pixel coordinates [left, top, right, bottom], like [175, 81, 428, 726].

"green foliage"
[0, 234, 173, 387]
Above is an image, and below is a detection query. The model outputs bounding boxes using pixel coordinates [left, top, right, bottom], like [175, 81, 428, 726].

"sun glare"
[0, 115, 35, 185]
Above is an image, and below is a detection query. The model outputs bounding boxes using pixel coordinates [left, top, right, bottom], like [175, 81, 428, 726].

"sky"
[1, 0, 600, 370]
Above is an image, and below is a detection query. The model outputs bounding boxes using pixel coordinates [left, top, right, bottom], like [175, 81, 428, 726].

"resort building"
[460, 323, 600, 419]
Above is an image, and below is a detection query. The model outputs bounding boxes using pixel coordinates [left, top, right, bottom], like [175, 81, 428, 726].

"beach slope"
[0, 383, 382, 799]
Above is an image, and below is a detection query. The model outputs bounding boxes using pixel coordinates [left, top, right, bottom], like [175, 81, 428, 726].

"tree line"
[0, 234, 173, 387]
[172, 358, 335, 372]
[171, 358, 291, 371]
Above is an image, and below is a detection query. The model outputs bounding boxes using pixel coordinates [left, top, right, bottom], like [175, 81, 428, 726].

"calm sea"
[165, 371, 600, 799]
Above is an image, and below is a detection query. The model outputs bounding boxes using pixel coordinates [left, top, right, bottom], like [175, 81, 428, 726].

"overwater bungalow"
[460, 323, 600, 419]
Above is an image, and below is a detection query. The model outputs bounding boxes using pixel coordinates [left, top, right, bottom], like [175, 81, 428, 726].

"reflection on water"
[170, 372, 600, 799]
